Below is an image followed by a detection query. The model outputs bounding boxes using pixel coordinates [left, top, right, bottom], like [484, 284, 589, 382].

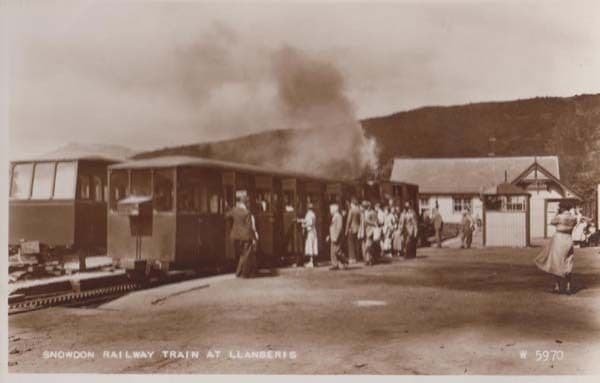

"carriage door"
[222, 171, 236, 262]
[282, 178, 300, 259]
[305, 181, 325, 259]
[254, 175, 275, 266]
[546, 200, 560, 238]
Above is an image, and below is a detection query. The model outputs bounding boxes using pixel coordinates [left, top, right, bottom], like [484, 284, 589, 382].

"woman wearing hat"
[535, 201, 578, 294]
[301, 202, 319, 268]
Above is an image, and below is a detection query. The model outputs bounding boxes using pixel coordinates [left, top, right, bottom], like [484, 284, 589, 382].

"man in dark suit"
[329, 204, 348, 270]
[225, 195, 256, 278]
[432, 208, 444, 248]
[345, 197, 362, 263]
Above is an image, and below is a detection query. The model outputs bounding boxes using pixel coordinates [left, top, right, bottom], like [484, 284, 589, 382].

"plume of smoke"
[270, 45, 379, 178]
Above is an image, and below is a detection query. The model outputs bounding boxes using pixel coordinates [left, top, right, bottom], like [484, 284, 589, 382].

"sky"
[6, 0, 600, 158]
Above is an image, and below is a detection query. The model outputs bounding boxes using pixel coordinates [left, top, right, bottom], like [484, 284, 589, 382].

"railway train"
[9, 154, 418, 275]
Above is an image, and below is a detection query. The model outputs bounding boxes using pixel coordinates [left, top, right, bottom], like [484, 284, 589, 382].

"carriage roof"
[109, 155, 349, 184]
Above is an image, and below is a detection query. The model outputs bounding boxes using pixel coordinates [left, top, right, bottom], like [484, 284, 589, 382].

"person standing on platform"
[225, 195, 257, 278]
[345, 198, 362, 264]
[400, 202, 419, 259]
[381, 204, 395, 257]
[432, 208, 444, 248]
[363, 201, 379, 265]
[535, 201, 578, 294]
[328, 203, 348, 270]
[571, 207, 589, 247]
[460, 209, 475, 249]
[301, 203, 319, 268]
[392, 205, 404, 257]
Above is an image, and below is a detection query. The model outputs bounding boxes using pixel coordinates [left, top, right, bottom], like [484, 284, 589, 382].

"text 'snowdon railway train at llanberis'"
[9, 154, 418, 274]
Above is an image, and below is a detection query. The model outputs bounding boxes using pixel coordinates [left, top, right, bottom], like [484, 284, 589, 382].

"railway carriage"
[107, 155, 419, 273]
[9, 156, 120, 258]
[107, 156, 347, 272]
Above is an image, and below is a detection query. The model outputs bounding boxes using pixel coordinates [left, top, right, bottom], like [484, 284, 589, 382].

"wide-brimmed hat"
[361, 200, 370, 207]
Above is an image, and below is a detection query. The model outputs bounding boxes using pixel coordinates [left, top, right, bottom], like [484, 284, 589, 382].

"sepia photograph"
[2, 0, 600, 381]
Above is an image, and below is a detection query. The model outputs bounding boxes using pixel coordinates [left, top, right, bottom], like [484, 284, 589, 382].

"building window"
[10, 163, 34, 199]
[419, 197, 429, 212]
[506, 196, 526, 212]
[453, 197, 472, 213]
[31, 162, 55, 200]
[53, 161, 76, 199]
[485, 196, 526, 212]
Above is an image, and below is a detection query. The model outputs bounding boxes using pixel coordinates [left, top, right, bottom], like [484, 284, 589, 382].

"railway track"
[8, 283, 141, 315]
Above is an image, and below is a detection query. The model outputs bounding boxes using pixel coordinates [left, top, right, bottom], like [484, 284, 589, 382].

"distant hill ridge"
[136, 93, 600, 197]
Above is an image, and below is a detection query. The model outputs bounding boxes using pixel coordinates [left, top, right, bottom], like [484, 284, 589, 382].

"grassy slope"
[136, 94, 600, 197]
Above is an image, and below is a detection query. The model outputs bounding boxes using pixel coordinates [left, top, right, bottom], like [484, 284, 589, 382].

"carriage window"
[77, 175, 91, 200]
[53, 161, 76, 199]
[256, 191, 272, 212]
[110, 170, 129, 210]
[154, 169, 174, 212]
[283, 191, 295, 211]
[10, 163, 34, 199]
[209, 193, 220, 214]
[93, 176, 103, 202]
[131, 169, 152, 196]
[31, 162, 55, 200]
[178, 181, 205, 213]
[178, 174, 221, 214]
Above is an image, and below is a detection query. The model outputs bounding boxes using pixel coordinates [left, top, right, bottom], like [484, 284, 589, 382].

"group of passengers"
[224, 194, 427, 278]
[298, 198, 421, 271]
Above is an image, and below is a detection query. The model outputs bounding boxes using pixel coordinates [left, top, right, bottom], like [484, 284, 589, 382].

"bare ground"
[8, 245, 600, 375]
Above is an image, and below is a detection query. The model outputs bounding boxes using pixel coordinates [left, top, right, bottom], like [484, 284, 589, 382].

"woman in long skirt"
[535, 202, 578, 294]
[302, 203, 319, 268]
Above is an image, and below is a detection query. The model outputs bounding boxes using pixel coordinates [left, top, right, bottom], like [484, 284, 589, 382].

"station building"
[390, 156, 582, 241]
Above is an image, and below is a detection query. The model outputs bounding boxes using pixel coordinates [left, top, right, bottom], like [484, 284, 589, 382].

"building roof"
[110, 155, 346, 183]
[483, 182, 529, 196]
[390, 156, 560, 194]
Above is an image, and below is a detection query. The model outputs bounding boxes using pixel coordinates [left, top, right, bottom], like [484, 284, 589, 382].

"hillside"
[136, 94, 600, 197]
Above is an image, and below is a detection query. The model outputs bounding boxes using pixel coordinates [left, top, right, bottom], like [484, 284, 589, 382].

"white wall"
[528, 189, 563, 238]
[485, 211, 527, 247]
